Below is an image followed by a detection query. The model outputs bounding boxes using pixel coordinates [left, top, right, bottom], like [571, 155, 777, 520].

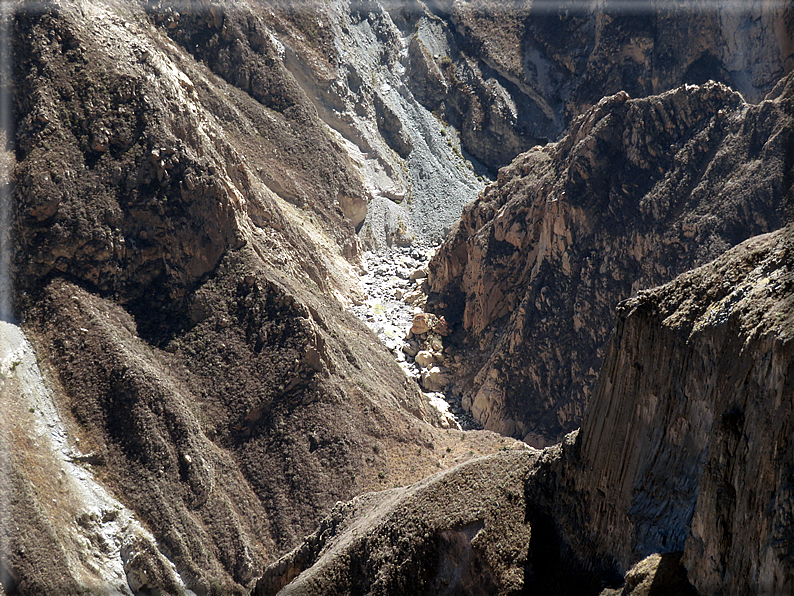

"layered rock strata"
[429, 73, 794, 444]
[6, 0, 794, 593]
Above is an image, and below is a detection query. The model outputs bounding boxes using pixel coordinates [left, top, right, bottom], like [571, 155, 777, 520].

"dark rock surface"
[567, 222, 794, 595]
[428, 73, 794, 445]
[255, 447, 538, 596]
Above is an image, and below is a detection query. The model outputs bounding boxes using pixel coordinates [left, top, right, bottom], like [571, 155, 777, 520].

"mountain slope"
[264, 223, 794, 595]
[428, 72, 794, 444]
[3, 0, 794, 593]
[5, 2, 515, 593]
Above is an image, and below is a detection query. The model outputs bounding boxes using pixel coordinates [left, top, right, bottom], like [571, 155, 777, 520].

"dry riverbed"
[350, 245, 481, 431]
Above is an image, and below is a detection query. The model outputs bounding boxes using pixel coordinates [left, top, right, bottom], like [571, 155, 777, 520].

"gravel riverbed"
[350, 244, 482, 431]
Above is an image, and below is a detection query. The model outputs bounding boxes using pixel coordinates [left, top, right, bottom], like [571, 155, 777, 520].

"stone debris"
[414, 350, 435, 368]
[350, 245, 481, 430]
[410, 313, 432, 335]
[409, 266, 428, 280]
[420, 366, 452, 392]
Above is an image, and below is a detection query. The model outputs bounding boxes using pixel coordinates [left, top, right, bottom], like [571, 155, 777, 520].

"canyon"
[1, 0, 793, 594]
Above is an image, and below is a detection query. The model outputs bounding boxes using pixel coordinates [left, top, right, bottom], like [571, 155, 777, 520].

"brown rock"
[429, 75, 794, 443]
[410, 312, 432, 335]
[529, 224, 794, 595]
[256, 451, 538, 596]
[256, 225, 794, 596]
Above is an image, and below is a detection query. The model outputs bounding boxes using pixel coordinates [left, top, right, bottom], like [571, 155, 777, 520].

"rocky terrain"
[5, 1, 515, 593]
[401, 0, 792, 171]
[261, 222, 794, 596]
[2, 0, 793, 594]
[429, 70, 794, 445]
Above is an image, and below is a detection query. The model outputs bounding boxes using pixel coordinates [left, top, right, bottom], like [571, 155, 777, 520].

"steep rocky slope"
[255, 447, 538, 596]
[5, 2, 516, 593]
[4, 0, 794, 594]
[399, 0, 793, 171]
[264, 223, 794, 595]
[559, 222, 794, 595]
[429, 72, 794, 445]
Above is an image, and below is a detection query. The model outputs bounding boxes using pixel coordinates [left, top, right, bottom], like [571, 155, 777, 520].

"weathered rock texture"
[429, 72, 794, 444]
[6, 2, 516, 593]
[268, 224, 794, 595]
[255, 447, 538, 596]
[6, 0, 794, 594]
[398, 0, 794, 171]
[558, 223, 794, 595]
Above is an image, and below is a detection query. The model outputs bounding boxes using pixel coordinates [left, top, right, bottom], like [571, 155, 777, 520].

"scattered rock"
[410, 312, 433, 335]
[409, 266, 428, 280]
[421, 365, 452, 392]
[402, 339, 420, 357]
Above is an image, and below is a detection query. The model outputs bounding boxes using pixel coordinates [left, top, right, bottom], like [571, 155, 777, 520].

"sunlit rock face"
[429, 73, 794, 445]
[4, 0, 794, 593]
[396, 0, 793, 171]
[6, 2, 517, 593]
[545, 223, 794, 596]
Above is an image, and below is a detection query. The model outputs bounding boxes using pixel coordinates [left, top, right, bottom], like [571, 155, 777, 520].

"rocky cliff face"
[265, 224, 794, 595]
[428, 72, 794, 445]
[565, 222, 794, 595]
[552, 226, 794, 594]
[399, 0, 793, 172]
[5, 0, 794, 594]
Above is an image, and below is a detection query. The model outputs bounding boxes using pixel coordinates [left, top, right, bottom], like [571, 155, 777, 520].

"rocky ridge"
[400, 0, 793, 171]
[429, 72, 794, 445]
[260, 223, 794, 596]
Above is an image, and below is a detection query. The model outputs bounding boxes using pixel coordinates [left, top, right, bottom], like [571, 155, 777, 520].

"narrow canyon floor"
[349, 242, 482, 432]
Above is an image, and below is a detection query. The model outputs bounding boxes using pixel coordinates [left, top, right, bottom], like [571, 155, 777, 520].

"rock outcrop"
[265, 224, 794, 595]
[400, 0, 793, 171]
[255, 446, 538, 596]
[5, 0, 794, 593]
[559, 222, 794, 595]
[428, 72, 794, 444]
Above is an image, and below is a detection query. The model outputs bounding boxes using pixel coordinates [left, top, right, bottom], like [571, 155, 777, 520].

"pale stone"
[421, 366, 451, 392]
[414, 350, 435, 368]
[409, 267, 428, 280]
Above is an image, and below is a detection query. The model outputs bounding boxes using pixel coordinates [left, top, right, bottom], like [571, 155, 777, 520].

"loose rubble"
[350, 245, 481, 430]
